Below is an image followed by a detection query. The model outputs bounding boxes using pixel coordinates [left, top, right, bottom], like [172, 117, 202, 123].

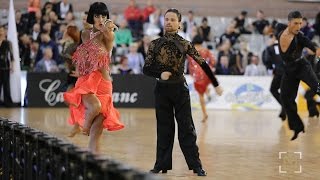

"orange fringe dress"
[63, 32, 124, 131]
[187, 48, 216, 94]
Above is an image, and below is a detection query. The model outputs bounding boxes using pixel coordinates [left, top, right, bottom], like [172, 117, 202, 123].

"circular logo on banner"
[227, 83, 271, 110]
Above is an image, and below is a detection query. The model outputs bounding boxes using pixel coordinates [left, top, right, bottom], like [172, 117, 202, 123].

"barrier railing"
[0, 117, 160, 180]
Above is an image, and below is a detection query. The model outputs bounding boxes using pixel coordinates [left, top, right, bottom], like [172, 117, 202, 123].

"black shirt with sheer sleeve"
[143, 32, 219, 87]
[275, 23, 316, 63]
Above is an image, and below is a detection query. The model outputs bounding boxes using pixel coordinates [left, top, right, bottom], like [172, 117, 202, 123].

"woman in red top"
[187, 35, 216, 122]
[63, 2, 124, 154]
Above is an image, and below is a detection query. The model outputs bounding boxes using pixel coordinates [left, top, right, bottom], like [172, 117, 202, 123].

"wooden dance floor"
[1, 107, 320, 180]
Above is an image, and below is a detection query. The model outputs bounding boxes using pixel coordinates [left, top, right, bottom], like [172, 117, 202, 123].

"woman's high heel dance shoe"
[149, 169, 167, 173]
[82, 129, 90, 136]
[291, 128, 305, 141]
[67, 125, 81, 137]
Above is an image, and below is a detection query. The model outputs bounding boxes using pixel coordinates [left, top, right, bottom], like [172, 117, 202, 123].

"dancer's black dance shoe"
[193, 167, 207, 176]
[291, 128, 305, 141]
[278, 112, 286, 121]
[150, 169, 167, 173]
[309, 111, 319, 118]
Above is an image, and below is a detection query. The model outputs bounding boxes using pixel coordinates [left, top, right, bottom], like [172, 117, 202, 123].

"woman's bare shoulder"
[81, 29, 91, 42]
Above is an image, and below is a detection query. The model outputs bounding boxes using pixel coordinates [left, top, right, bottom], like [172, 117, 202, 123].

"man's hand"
[160, 71, 172, 80]
[214, 85, 223, 96]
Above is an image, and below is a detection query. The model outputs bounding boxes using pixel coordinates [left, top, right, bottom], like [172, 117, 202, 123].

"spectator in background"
[301, 17, 314, 40]
[63, 11, 75, 25]
[144, 8, 162, 37]
[178, 22, 191, 41]
[244, 55, 267, 76]
[216, 55, 231, 75]
[30, 40, 39, 69]
[313, 12, 320, 40]
[28, 0, 41, 13]
[41, 2, 54, 17]
[142, 0, 156, 22]
[252, 10, 269, 35]
[55, 0, 73, 20]
[233, 10, 251, 34]
[36, 32, 61, 64]
[110, 13, 119, 27]
[219, 24, 240, 46]
[137, 35, 152, 59]
[19, 33, 32, 70]
[183, 10, 197, 40]
[114, 20, 133, 56]
[117, 56, 133, 75]
[42, 22, 55, 40]
[198, 17, 212, 42]
[48, 11, 61, 40]
[127, 42, 144, 74]
[217, 39, 243, 74]
[27, 10, 42, 34]
[31, 23, 41, 42]
[263, 19, 278, 36]
[55, 23, 67, 42]
[34, 47, 59, 72]
[238, 41, 251, 70]
[124, 0, 143, 38]
[0, 26, 14, 107]
[16, 10, 29, 36]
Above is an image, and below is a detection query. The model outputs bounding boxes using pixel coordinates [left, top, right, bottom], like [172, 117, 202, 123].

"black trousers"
[270, 73, 285, 114]
[280, 59, 319, 131]
[304, 89, 319, 116]
[153, 81, 202, 170]
[0, 69, 13, 106]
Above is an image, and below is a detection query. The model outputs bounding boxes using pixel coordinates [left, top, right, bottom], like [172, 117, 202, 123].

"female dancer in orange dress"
[63, 2, 124, 153]
[187, 35, 216, 122]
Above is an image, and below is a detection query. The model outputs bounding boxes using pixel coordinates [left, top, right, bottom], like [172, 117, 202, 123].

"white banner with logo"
[186, 75, 281, 110]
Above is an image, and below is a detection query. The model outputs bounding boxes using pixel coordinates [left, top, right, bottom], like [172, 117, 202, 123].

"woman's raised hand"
[103, 19, 118, 32]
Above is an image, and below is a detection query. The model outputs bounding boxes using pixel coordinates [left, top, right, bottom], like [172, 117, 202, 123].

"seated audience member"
[117, 56, 133, 75]
[34, 47, 59, 72]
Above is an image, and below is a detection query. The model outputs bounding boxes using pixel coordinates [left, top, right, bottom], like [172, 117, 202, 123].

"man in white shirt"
[244, 55, 267, 76]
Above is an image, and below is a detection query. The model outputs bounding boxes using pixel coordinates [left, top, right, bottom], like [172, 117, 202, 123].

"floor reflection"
[1, 108, 319, 179]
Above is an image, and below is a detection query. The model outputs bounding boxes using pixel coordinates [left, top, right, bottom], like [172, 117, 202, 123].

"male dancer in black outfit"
[143, 8, 222, 176]
[303, 42, 320, 118]
[276, 11, 320, 140]
[264, 34, 286, 120]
